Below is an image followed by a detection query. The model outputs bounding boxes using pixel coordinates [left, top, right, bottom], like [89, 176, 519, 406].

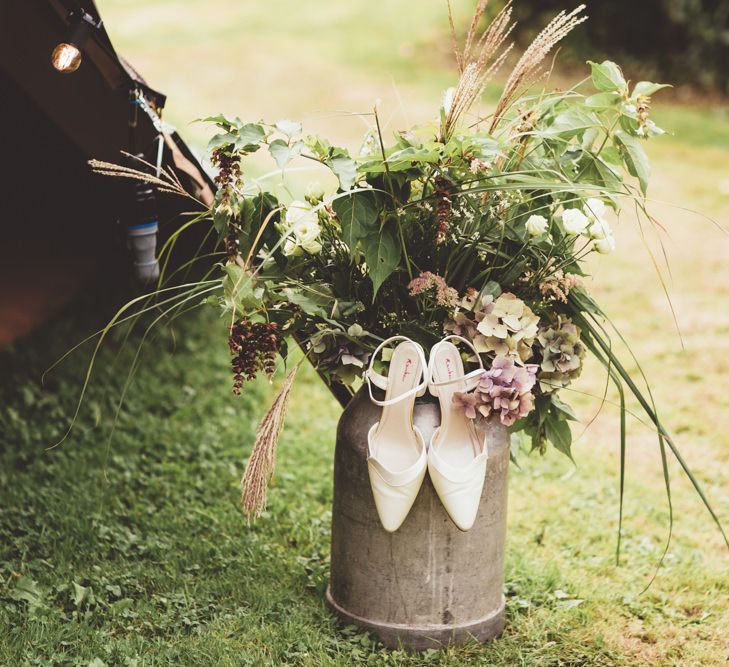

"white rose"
[291, 218, 321, 245]
[285, 200, 318, 227]
[593, 232, 616, 254]
[525, 214, 548, 237]
[299, 238, 322, 255]
[305, 181, 325, 202]
[283, 238, 302, 257]
[583, 197, 607, 221]
[587, 218, 611, 241]
[283, 200, 322, 255]
[561, 208, 589, 235]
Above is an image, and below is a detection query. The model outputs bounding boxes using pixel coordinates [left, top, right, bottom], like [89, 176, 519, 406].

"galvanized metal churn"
[326, 387, 510, 650]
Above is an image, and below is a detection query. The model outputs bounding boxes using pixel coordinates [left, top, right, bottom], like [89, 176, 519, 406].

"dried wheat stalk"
[490, 4, 587, 132]
[240, 363, 301, 523]
[440, 1, 514, 142]
[88, 157, 198, 201]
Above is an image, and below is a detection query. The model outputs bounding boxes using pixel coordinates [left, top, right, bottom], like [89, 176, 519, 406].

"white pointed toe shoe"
[427, 335, 488, 532]
[366, 336, 429, 533]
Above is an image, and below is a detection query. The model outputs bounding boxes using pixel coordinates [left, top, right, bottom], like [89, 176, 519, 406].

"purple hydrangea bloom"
[453, 356, 538, 426]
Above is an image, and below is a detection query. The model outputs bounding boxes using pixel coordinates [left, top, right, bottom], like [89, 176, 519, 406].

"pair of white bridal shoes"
[366, 335, 488, 533]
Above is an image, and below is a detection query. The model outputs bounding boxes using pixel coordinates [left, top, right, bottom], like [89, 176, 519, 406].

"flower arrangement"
[85, 2, 726, 553]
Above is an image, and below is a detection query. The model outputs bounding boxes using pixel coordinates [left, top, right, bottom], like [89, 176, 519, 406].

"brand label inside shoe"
[401, 358, 413, 382]
[445, 356, 455, 379]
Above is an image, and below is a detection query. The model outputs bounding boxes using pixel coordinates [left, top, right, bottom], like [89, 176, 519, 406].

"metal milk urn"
[326, 387, 510, 650]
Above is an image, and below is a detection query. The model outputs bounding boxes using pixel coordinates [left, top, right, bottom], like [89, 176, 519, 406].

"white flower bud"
[305, 181, 325, 202]
[347, 323, 364, 337]
[584, 197, 607, 221]
[282, 200, 323, 255]
[525, 214, 549, 237]
[587, 218, 611, 241]
[593, 232, 616, 254]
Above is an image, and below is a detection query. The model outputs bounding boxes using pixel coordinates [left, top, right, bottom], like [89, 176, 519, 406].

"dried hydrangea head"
[536, 316, 586, 392]
[445, 292, 539, 363]
[309, 332, 370, 386]
[474, 293, 539, 362]
[453, 355, 538, 426]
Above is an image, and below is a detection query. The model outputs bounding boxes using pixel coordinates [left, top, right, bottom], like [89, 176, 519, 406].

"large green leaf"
[584, 92, 621, 109]
[327, 152, 357, 190]
[199, 114, 240, 130]
[632, 81, 671, 98]
[551, 394, 578, 421]
[281, 286, 333, 318]
[331, 192, 379, 251]
[207, 132, 236, 151]
[222, 264, 264, 312]
[362, 224, 401, 297]
[545, 417, 574, 461]
[268, 139, 303, 169]
[588, 60, 627, 93]
[542, 108, 599, 139]
[275, 119, 302, 137]
[614, 131, 650, 195]
[363, 146, 441, 173]
[234, 123, 266, 152]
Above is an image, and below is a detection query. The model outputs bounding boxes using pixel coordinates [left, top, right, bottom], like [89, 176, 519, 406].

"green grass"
[2, 1, 728, 664]
[1, 294, 727, 665]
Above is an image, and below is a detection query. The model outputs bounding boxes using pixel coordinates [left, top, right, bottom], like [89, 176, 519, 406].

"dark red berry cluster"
[434, 175, 452, 245]
[212, 147, 241, 190]
[212, 147, 243, 260]
[228, 319, 279, 395]
[225, 227, 239, 259]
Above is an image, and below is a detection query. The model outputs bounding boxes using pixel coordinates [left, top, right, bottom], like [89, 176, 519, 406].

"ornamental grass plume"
[240, 363, 300, 522]
[88, 155, 192, 199]
[490, 5, 587, 132]
[441, 0, 514, 141]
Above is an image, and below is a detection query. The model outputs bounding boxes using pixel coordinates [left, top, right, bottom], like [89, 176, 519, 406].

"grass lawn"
[2, 1, 728, 664]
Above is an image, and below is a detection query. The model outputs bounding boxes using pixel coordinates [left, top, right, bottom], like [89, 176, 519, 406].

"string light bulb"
[51, 43, 82, 73]
[51, 10, 102, 74]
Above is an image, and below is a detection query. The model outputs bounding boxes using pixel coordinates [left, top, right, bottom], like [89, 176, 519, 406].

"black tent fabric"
[0, 0, 215, 345]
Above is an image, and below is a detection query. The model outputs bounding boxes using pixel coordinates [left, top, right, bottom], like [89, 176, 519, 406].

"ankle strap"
[365, 336, 428, 407]
[428, 335, 485, 393]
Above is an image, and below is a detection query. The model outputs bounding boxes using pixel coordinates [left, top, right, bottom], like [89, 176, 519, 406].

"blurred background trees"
[486, 0, 729, 95]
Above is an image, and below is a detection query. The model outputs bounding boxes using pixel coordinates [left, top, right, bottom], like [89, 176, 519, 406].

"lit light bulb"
[51, 42, 82, 73]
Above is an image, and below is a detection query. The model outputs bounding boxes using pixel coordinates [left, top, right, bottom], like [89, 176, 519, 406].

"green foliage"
[589, 61, 628, 94]
[614, 131, 650, 196]
[199, 63, 678, 465]
[330, 191, 379, 250]
[361, 223, 401, 298]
